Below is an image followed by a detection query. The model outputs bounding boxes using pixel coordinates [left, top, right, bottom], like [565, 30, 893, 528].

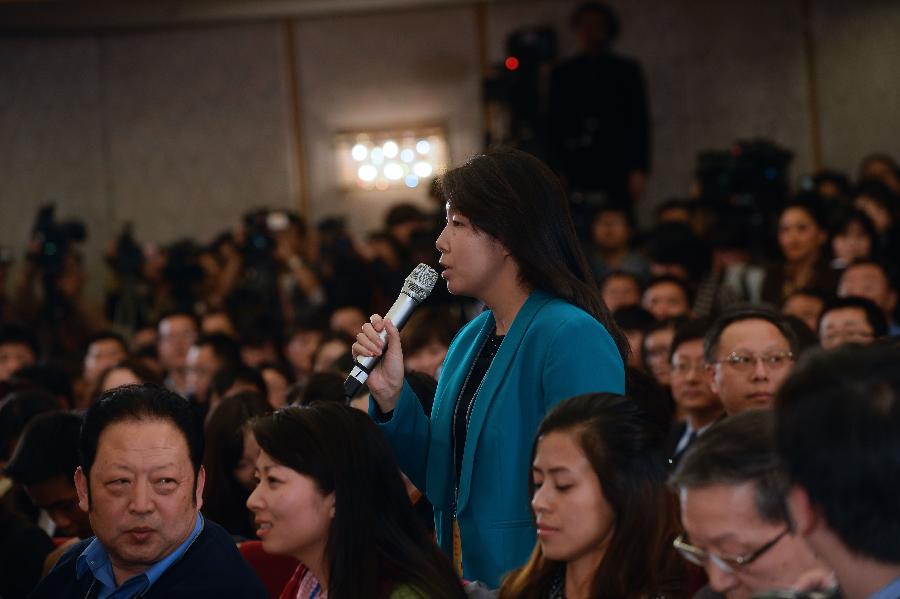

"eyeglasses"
[673, 528, 790, 574]
[821, 329, 874, 345]
[712, 351, 793, 373]
[671, 358, 705, 375]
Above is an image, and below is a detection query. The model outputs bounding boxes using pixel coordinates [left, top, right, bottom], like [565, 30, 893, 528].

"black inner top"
[452, 329, 504, 493]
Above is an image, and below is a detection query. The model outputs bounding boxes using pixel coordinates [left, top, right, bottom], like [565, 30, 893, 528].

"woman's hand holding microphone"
[352, 314, 405, 413]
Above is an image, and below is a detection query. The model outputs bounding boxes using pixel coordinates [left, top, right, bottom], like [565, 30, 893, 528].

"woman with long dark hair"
[353, 149, 627, 586]
[499, 393, 689, 599]
[201, 391, 271, 539]
[247, 402, 466, 599]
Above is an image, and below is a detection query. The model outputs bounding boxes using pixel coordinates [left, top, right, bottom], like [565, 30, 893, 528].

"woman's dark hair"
[828, 206, 879, 260]
[0, 389, 60, 461]
[500, 393, 688, 599]
[295, 371, 345, 406]
[779, 194, 829, 230]
[202, 391, 271, 539]
[439, 149, 629, 362]
[251, 403, 466, 599]
[93, 358, 163, 402]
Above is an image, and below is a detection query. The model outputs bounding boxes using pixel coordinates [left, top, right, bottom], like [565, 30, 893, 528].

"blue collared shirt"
[75, 513, 204, 599]
[868, 576, 900, 599]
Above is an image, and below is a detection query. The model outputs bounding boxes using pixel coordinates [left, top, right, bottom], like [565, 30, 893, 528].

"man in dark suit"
[548, 2, 650, 205]
[664, 319, 724, 469]
[31, 384, 267, 598]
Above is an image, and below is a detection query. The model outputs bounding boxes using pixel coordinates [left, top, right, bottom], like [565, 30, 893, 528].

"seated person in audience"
[829, 207, 879, 269]
[853, 181, 897, 237]
[239, 333, 281, 369]
[0, 500, 55, 599]
[258, 361, 292, 409]
[858, 153, 900, 195]
[130, 326, 157, 354]
[207, 365, 267, 419]
[293, 371, 345, 406]
[655, 198, 696, 227]
[156, 311, 199, 397]
[8, 363, 75, 409]
[0, 389, 61, 471]
[31, 384, 268, 598]
[837, 260, 899, 335]
[0, 323, 37, 382]
[613, 305, 655, 369]
[776, 344, 900, 599]
[400, 307, 459, 380]
[4, 411, 92, 540]
[671, 410, 830, 598]
[666, 319, 723, 468]
[810, 168, 851, 201]
[311, 330, 354, 373]
[79, 331, 128, 409]
[780, 289, 826, 333]
[200, 309, 237, 337]
[185, 333, 242, 410]
[761, 197, 839, 306]
[600, 271, 642, 312]
[643, 317, 686, 390]
[328, 305, 367, 338]
[499, 393, 689, 599]
[818, 296, 887, 350]
[703, 308, 797, 415]
[585, 205, 650, 284]
[201, 391, 270, 540]
[642, 276, 693, 322]
[283, 315, 327, 386]
[247, 402, 466, 599]
[94, 358, 162, 398]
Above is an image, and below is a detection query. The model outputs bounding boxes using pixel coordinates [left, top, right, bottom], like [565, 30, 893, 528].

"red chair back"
[239, 540, 299, 599]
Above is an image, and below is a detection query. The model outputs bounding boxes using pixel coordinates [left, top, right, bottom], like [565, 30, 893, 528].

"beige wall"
[1, 0, 898, 298]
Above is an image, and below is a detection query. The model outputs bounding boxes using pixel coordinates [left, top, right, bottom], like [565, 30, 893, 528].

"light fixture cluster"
[336, 127, 447, 191]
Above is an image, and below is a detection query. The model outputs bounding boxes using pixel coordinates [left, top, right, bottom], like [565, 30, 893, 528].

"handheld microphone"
[344, 263, 439, 398]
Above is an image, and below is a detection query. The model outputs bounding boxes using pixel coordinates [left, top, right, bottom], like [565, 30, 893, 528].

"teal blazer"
[371, 290, 625, 587]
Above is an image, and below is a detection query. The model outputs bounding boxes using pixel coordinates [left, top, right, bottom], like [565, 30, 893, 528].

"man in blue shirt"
[30, 384, 267, 598]
[776, 344, 900, 599]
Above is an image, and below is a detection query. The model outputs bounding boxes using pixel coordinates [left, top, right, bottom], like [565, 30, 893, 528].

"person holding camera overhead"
[353, 149, 627, 587]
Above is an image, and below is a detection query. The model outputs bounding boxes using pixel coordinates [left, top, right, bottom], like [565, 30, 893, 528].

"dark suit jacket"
[548, 51, 651, 195]
[29, 518, 267, 598]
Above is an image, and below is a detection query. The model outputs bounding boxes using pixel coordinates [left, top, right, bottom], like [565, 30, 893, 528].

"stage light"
[351, 144, 368, 161]
[505, 56, 520, 71]
[335, 127, 447, 191]
[413, 161, 433, 178]
[384, 163, 404, 181]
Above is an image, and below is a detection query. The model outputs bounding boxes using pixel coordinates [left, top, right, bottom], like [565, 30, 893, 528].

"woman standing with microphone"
[353, 149, 627, 587]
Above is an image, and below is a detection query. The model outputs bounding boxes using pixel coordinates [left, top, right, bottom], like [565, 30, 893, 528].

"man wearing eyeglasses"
[703, 308, 799, 415]
[670, 410, 830, 599]
[776, 344, 900, 599]
[666, 318, 724, 468]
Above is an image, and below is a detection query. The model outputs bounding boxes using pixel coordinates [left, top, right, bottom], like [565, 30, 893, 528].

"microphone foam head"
[402, 264, 439, 302]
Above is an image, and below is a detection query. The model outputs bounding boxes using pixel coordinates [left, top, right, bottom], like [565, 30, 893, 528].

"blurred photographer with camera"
[8, 206, 107, 373]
